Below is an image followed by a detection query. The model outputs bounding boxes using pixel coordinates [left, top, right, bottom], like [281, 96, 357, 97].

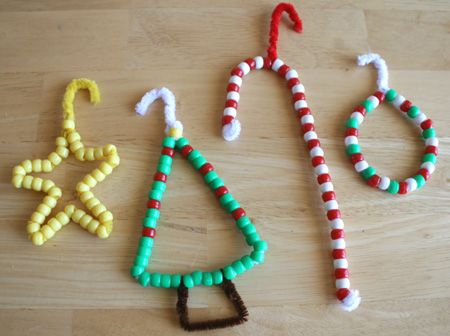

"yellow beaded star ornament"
[11, 78, 120, 246]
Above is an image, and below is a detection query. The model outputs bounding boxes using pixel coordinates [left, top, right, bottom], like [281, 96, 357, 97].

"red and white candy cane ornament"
[221, 2, 360, 311]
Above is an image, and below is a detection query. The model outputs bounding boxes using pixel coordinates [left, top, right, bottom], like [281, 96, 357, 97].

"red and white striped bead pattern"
[221, 56, 361, 311]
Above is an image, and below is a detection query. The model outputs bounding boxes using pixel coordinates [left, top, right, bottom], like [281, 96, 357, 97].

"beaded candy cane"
[344, 53, 438, 194]
[220, 3, 360, 311]
[11, 79, 120, 245]
[130, 87, 267, 331]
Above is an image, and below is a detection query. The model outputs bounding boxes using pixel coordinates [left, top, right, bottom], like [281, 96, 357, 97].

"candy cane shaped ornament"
[344, 53, 438, 194]
[220, 3, 360, 311]
[132, 88, 268, 331]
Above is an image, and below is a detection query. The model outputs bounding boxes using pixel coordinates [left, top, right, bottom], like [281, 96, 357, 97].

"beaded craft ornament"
[130, 87, 267, 331]
[11, 79, 120, 245]
[220, 3, 360, 311]
[345, 53, 438, 194]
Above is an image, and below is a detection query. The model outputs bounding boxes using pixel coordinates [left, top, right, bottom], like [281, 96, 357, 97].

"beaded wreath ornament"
[220, 3, 360, 311]
[345, 53, 438, 194]
[130, 88, 267, 331]
[11, 79, 120, 245]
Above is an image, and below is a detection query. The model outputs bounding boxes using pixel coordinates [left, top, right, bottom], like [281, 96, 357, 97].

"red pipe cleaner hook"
[267, 3, 303, 60]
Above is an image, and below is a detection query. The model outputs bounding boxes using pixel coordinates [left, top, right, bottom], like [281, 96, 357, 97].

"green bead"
[422, 153, 437, 164]
[241, 255, 255, 270]
[346, 144, 361, 156]
[361, 99, 375, 113]
[236, 216, 251, 229]
[225, 200, 240, 213]
[250, 251, 265, 264]
[130, 265, 144, 278]
[139, 272, 151, 287]
[253, 240, 268, 252]
[345, 118, 360, 129]
[204, 171, 218, 184]
[137, 245, 152, 257]
[150, 272, 161, 287]
[159, 155, 173, 166]
[148, 190, 163, 201]
[171, 274, 181, 288]
[385, 89, 397, 102]
[157, 163, 171, 175]
[223, 265, 237, 280]
[231, 260, 246, 275]
[219, 193, 234, 207]
[192, 270, 203, 286]
[175, 137, 189, 149]
[183, 274, 194, 288]
[202, 272, 213, 286]
[246, 232, 260, 245]
[387, 180, 400, 194]
[187, 149, 201, 162]
[134, 255, 148, 267]
[407, 106, 420, 119]
[161, 273, 171, 288]
[212, 270, 223, 285]
[152, 181, 166, 192]
[142, 217, 157, 229]
[360, 166, 376, 180]
[140, 237, 154, 248]
[422, 128, 436, 139]
[145, 208, 160, 220]
[241, 223, 256, 236]
[413, 174, 426, 189]
[192, 156, 207, 170]
[162, 137, 176, 148]
[209, 178, 224, 190]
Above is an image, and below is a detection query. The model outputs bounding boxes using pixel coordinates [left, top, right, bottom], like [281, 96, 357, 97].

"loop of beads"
[130, 136, 267, 289]
[11, 79, 120, 245]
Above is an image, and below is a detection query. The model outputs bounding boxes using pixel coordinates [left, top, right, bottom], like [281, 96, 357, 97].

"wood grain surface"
[0, 0, 449, 335]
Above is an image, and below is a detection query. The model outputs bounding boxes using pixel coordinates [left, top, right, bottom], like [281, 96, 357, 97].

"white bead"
[413, 113, 427, 126]
[229, 75, 242, 86]
[332, 238, 346, 249]
[367, 95, 380, 109]
[351, 112, 364, 124]
[330, 219, 344, 229]
[254, 56, 264, 70]
[310, 147, 324, 158]
[291, 83, 305, 94]
[301, 114, 314, 125]
[238, 62, 250, 76]
[285, 69, 298, 80]
[304, 131, 318, 141]
[405, 178, 418, 192]
[378, 176, 390, 190]
[334, 258, 348, 269]
[421, 161, 435, 174]
[354, 160, 368, 173]
[392, 94, 406, 109]
[325, 200, 339, 211]
[425, 137, 439, 147]
[224, 107, 237, 117]
[294, 100, 308, 110]
[320, 182, 334, 193]
[271, 58, 284, 71]
[336, 278, 350, 289]
[345, 136, 358, 146]
[314, 164, 329, 175]
[226, 91, 240, 102]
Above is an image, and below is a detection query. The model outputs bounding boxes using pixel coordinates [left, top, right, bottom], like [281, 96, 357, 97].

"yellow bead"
[79, 191, 94, 203]
[103, 221, 113, 232]
[21, 160, 32, 173]
[48, 218, 62, 231]
[43, 196, 57, 208]
[48, 187, 62, 198]
[62, 119, 75, 130]
[12, 175, 24, 188]
[42, 225, 55, 239]
[55, 136, 68, 147]
[64, 204, 76, 217]
[168, 127, 182, 139]
[70, 141, 83, 153]
[99, 211, 113, 223]
[96, 225, 109, 238]
[22, 176, 33, 189]
[79, 214, 92, 228]
[103, 144, 116, 155]
[76, 182, 89, 193]
[32, 232, 45, 246]
[41, 179, 55, 192]
[83, 175, 97, 188]
[72, 209, 85, 222]
[74, 148, 85, 161]
[94, 148, 104, 159]
[107, 154, 120, 168]
[13, 166, 26, 176]
[91, 169, 105, 182]
[91, 204, 106, 217]
[67, 131, 80, 144]
[87, 219, 99, 234]
[31, 211, 45, 224]
[42, 160, 53, 172]
[32, 159, 42, 172]
[84, 148, 95, 161]
[55, 212, 70, 225]
[48, 152, 62, 166]
[56, 146, 69, 158]
[99, 162, 112, 175]
[27, 221, 40, 234]
[32, 177, 43, 191]
[86, 197, 100, 209]
[37, 204, 52, 217]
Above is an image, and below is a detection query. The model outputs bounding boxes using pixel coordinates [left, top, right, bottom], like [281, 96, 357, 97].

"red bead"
[225, 99, 238, 109]
[199, 163, 214, 175]
[231, 67, 243, 77]
[263, 57, 272, 69]
[154, 172, 167, 183]
[350, 153, 364, 165]
[354, 105, 366, 116]
[180, 145, 193, 157]
[301, 123, 314, 133]
[161, 147, 174, 157]
[147, 199, 161, 209]
[367, 174, 381, 188]
[332, 249, 346, 259]
[322, 191, 336, 202]
[331, 229, 344, 240]
[420, 119, 433, 130]
[336, 288, 350, 301]
[307, 139, 320, 150]
[398, 181, 408, 195]
[327, 209, 341, 220]
[222, 115, 234, 126]
[227, 83, 240, 92]
[142, 227, 155, 238]
[345, 128, 358, 137]
[297, 107, 311, 120]
[335, 268, 349, 279]
[232, 208, 246, 220]
[312, 156, 325, 167]
[317, 173, 331, 184]
[293, 92, 305, 102]
[245, 58, 256, 69]
[400, 100, 413, 112]
[215, 186, 229, 198]
[277, 64, 290, 77]
[373, 91, 385, 103]
[425, 146, 438, 156]
[287, 78, 300, 89]
[417, 168, 431, 181]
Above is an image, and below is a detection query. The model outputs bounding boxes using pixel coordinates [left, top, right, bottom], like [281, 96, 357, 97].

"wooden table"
[0, 1, 449, 335]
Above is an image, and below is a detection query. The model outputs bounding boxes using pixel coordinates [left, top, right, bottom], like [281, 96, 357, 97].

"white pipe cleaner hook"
[357, 53, 389, 93]
[135, 87, 184, 139]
